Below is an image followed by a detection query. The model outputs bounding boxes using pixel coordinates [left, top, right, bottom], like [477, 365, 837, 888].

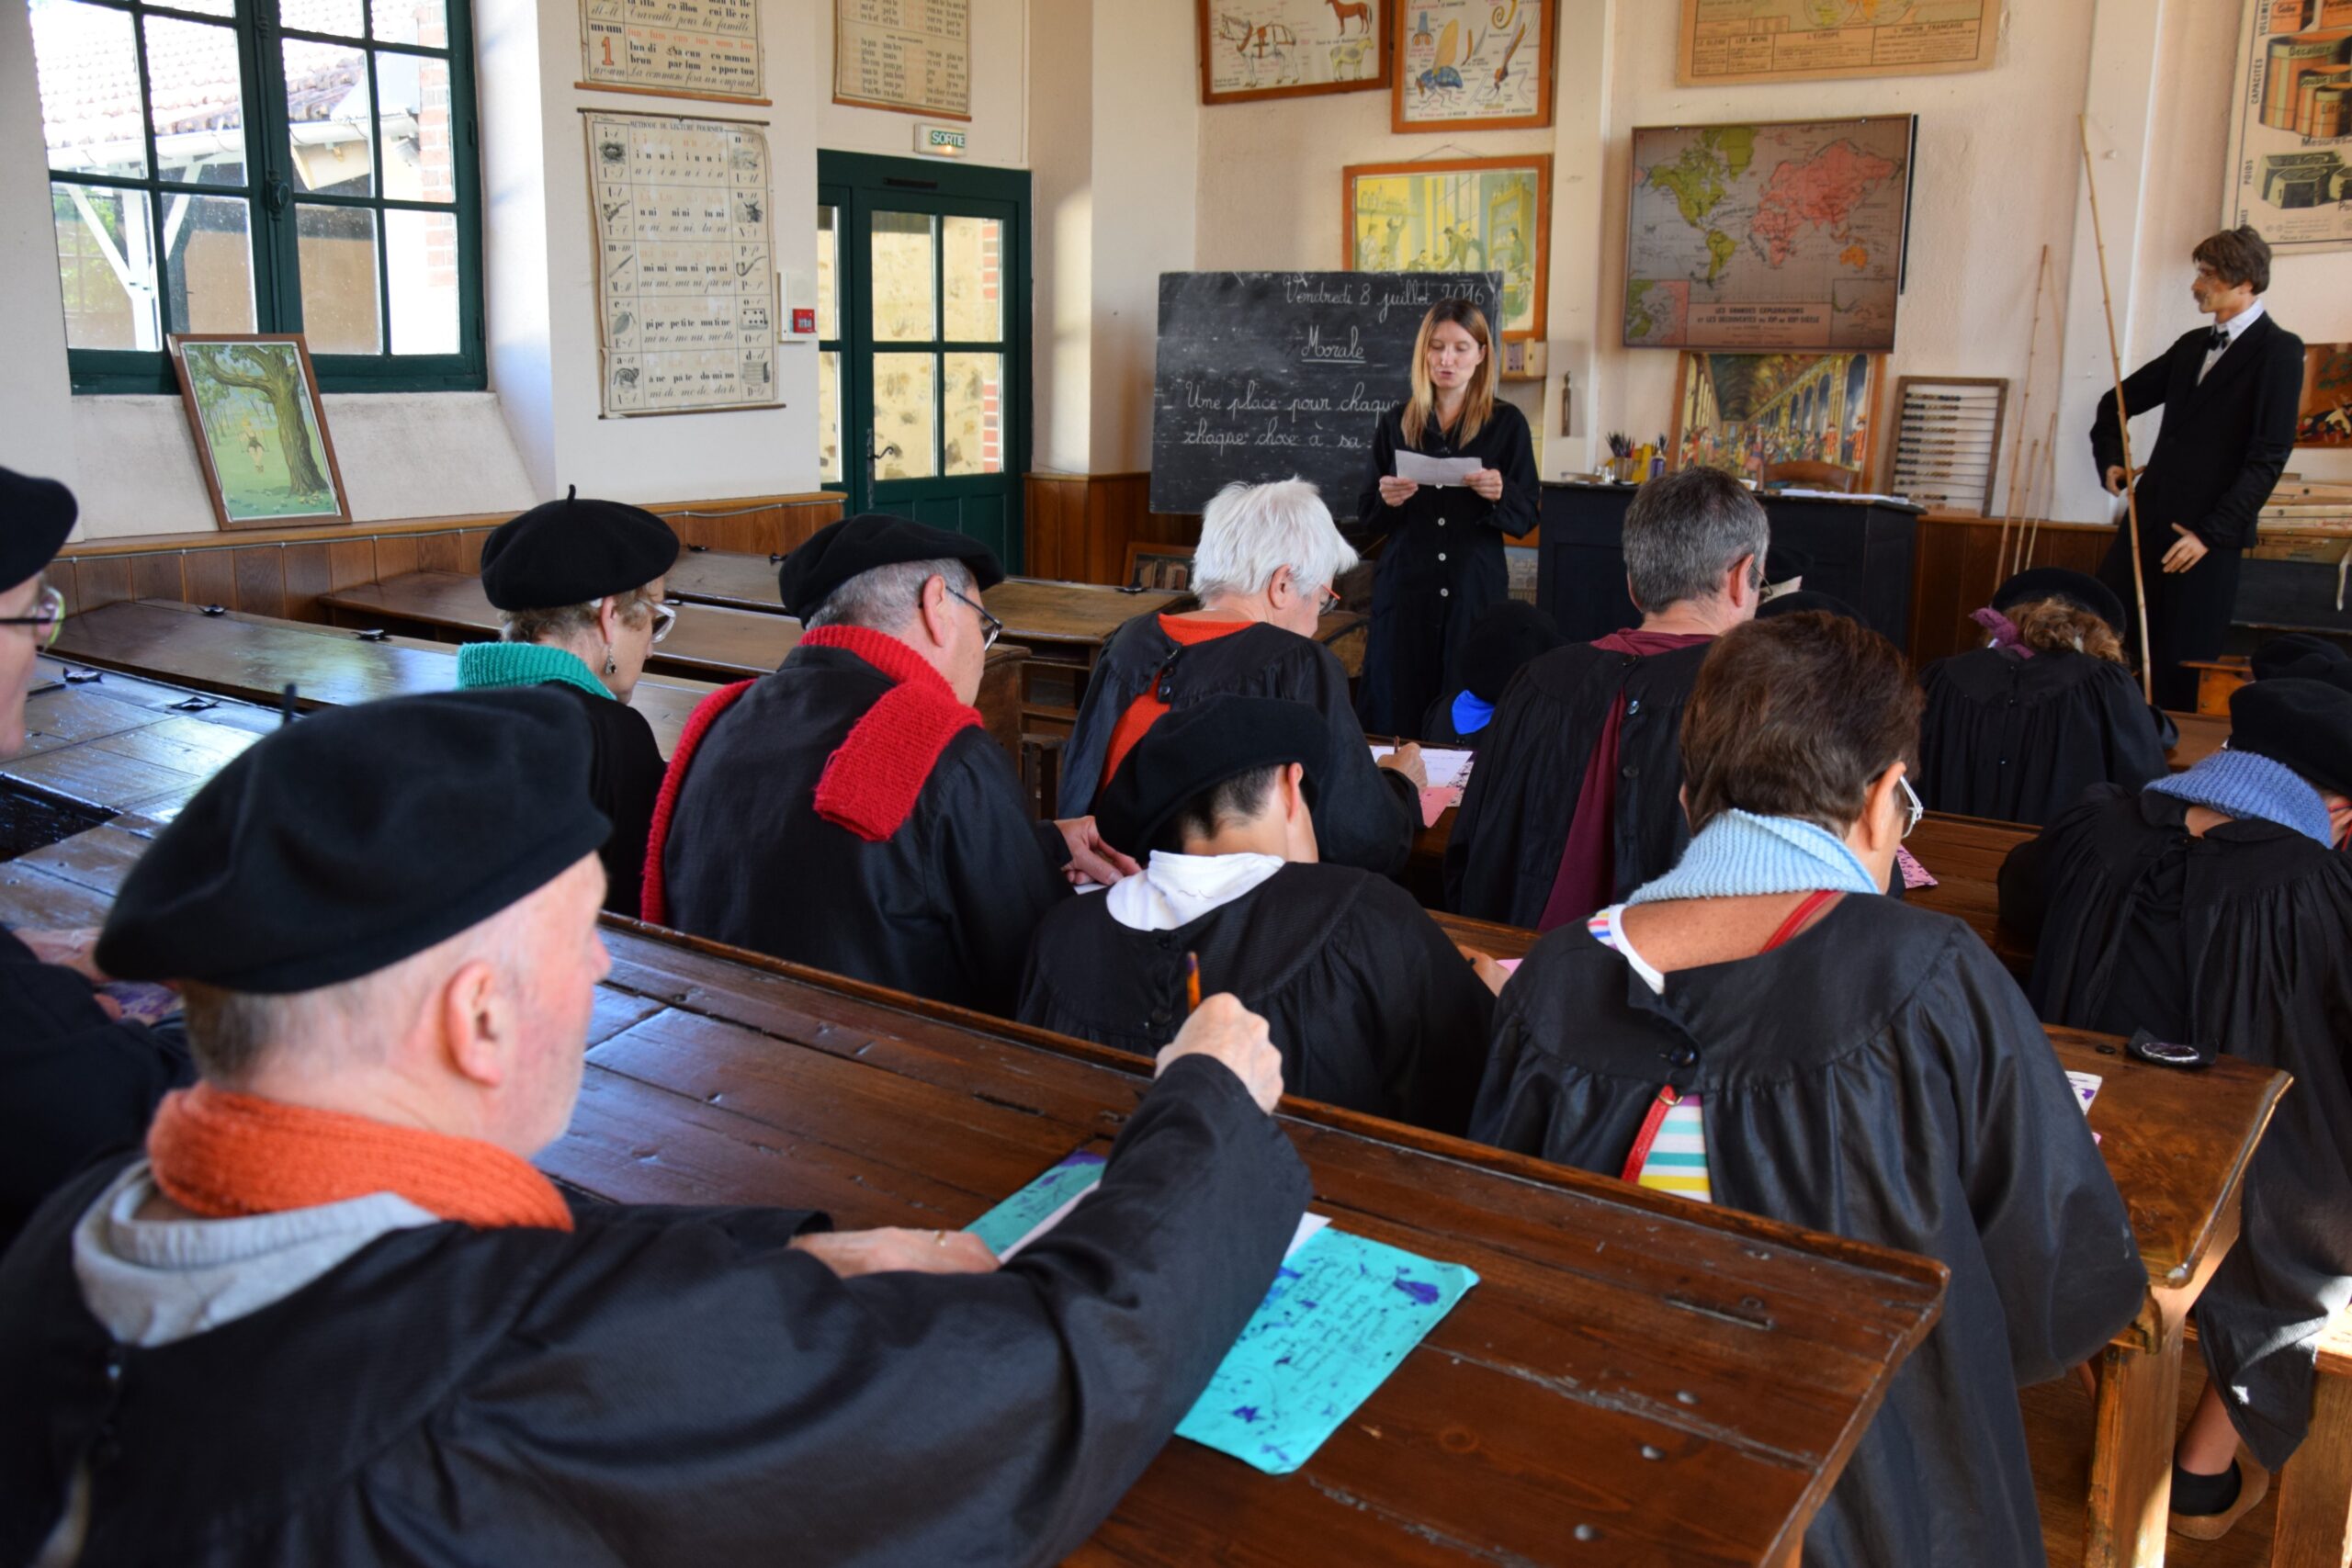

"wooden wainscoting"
[49, 492, 843, 626]
[1023, 472, 1200, 586]
[1908, 513, 2114, 669]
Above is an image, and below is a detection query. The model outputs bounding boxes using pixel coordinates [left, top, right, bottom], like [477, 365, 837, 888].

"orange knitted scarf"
[146, 1083, 575, 1231]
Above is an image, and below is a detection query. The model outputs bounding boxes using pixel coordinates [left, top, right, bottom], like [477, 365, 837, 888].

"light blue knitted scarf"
[2146, 749, 2335, 846]
[1626, 808, 1883, 906]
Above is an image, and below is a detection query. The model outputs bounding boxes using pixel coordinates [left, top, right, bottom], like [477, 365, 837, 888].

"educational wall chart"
[2300, 342, 2352, 446]
[1197, 0, 1389, 104]
[1625, 116, 1915, 352]
[2222, 0, 2352, 254]
[580, 0, 763, 100]
[1677, 0, 1995, 86]
[1344, 155, 1549, 338]
[1392, 0, 1553, 132]
[585, 113, 778, 417]
[833, 0, 970, 119]
[1670, 351, 1881, 480]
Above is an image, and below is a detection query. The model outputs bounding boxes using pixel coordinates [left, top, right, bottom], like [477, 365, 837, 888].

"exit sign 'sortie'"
[917, 124, 967, 158]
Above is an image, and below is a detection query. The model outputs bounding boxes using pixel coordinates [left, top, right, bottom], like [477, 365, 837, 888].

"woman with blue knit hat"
[457, 488, 676, 915]
[2002, 676, 2352, 1540]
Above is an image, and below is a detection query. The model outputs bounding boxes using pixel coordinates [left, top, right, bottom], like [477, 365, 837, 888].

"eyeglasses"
[647, 602, 677, 644]
[1895, 772, 1924, 840]
[0, 585, 66, 649]
[946, 586, 1003, 651]
[1314, 585, 1343, 616]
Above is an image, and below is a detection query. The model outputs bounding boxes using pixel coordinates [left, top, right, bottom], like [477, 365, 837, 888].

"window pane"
[816, 204, 838, 340]
[376, 53, 452, 202]
[870, 211, 933, 344]
[31, 2, 147, 179]
[873, 353, 935, 480]
[284, 41, 374, 196]
[279, 0, 367, 38]
[166, 193, 255, 333]
[143, 17, 248, 188]
[942, 216, 1001, 343]
[384, 209, 457, 353]
[818, 350, 842, 484]
[296, 203, 380, 352]
[51, 181, 160, 350]
[944, 353, 1002, 476]
[371, 0, 448, 47]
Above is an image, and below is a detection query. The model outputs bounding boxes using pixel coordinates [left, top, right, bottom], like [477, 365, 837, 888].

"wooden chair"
[1123, 541, 1195, 593]
[1763, 459, 1860, 493]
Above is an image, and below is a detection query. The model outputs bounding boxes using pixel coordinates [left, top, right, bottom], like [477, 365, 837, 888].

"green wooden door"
[817, 152, 1029, 570]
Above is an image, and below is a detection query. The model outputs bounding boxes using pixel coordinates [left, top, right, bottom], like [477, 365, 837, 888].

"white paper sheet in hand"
[1393, 452, 1484, 488]
[1370, 745, 1475, 791]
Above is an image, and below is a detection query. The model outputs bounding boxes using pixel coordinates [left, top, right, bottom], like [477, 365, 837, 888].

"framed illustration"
[2298, 341, 2352, 446]
[1392, 0, 1553, 134]
[1342, 154, 1550, 339]
[1198, 0, 1390, 104]
[167, 335, 351, 531]
[2221, 0, 2352, 254]
[1675, 0, 1996, 87]
[1668, 350, 1882, 482]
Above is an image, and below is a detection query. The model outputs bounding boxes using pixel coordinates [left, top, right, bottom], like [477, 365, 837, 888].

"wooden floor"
[2024, 1354, 2275, 1567]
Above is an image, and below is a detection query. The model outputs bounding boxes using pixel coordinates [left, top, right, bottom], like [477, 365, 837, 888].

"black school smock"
[0, 1055, 1309, 1567]
[2000, 784, 2352, 1471]
[0, 930, 191, 1251]
[1917, 646, 2170, 827]
[1353, 399, 1538, 739]
[656, 643, 1070, 1016]
[1057, 615, 1419, 879]
[1443, 639, 1713, 925]
[1470, 894, 2144, 1568]
[1016, 862, 1492, 1133]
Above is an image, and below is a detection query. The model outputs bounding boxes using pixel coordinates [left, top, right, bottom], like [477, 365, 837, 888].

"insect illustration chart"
[586, 112, 779, 417]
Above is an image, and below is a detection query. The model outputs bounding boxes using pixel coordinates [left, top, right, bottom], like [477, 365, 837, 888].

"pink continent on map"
[1749, 141, 1899, 267]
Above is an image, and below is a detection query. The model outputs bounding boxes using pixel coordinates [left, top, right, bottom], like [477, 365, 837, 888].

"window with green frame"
[28, 0, 483, 395]
[816, 190, 842, 488]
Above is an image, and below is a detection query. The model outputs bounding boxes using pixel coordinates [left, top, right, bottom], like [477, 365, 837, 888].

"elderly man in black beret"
[0, 468, 196, 1252]
[1018, 695, 1492, 1133]
[457, 486, 677, 915]
[0, 687, 1307, 1566]
[647, 514, 1134, 1015]
[2001, 678, 2352, 1540]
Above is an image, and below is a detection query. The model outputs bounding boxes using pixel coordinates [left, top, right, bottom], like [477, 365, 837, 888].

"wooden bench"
[0, 820, 1947, 1566]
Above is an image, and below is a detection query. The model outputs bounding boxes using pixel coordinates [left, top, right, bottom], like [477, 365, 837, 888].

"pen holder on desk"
[1605, 457, 1641, 483]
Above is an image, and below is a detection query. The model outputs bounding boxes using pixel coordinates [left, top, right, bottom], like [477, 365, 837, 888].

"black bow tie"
[2209, 324, 2231, 351]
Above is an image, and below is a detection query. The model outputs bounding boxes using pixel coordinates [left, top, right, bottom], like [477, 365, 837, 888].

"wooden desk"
[0, 825, 1945, 1565]
[2184, 657, 2253, 717]
[2, 660, 275, 846]
[2170, 710, 2227, 772]
[662, 547, 790, 613]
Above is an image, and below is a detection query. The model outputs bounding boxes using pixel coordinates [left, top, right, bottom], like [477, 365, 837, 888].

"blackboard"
[1150, 270, 1504, 517]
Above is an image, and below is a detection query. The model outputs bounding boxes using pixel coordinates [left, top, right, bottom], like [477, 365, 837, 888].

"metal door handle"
[872, 442, 901, 461]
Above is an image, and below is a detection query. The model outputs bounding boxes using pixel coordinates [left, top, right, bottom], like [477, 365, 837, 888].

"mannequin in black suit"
[2090, 226, 2304, 711]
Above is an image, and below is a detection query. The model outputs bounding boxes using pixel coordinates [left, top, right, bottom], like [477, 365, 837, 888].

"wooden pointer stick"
[1998, 243, 2052, 581]
[2024, 409, 2061, 570]
[2080, 116, 2155, 701]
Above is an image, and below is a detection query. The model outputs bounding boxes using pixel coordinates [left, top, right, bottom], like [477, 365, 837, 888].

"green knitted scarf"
[454, 640, 613, 702]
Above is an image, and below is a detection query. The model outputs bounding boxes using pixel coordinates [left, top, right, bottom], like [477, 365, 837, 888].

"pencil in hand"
[1184, 952, 1202, 1014]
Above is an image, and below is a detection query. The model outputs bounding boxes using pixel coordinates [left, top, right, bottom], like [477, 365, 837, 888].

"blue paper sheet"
[962, 1149, 1105, 1256]
[1175, 1227, 1476, 1474]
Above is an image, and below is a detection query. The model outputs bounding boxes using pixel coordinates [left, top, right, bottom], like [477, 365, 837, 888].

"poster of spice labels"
[585, 113, 779, 417]
[2223, 0, 2352, 253]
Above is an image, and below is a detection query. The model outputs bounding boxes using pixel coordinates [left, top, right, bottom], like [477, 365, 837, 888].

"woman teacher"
[1355, 298, 1539, 739]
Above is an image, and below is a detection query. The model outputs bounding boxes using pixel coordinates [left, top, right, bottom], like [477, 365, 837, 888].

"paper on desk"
[1371, 745, 1475, 791]
[1494, 957, 1521, 977]
[2066, 1071, 2102, 1144]
[1392, 452, 1484, 488]
[1895, 846, 1937, 890]
[968, 1148, 1329, 1264]
[1174, 1227, 1477, 1474]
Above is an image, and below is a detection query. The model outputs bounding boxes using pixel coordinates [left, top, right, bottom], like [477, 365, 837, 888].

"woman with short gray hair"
[1058, 478, 1427, 879]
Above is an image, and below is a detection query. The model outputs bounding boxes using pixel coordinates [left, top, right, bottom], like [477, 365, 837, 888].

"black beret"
[1757, 589, 1863, 624]
[479, 487, 680, 611]
[1461, 601, 1565, 702]
[2227, 678, 2352, 798]
[1096, 696, 1324, 858]
[777, 513, 1003, 621]
[1993, 568, 2126, 635]
[1763, 545, 1813, 587]
[97, 689, 612, 993]
[1, 466, 78, 592]
[2250, 632, 2349, 683]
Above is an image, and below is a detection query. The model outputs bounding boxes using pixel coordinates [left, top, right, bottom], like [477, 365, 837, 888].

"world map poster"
[1624, 116, 1915, 353]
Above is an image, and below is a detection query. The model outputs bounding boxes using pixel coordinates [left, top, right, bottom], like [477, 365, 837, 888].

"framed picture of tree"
[167, 334, 351, 531]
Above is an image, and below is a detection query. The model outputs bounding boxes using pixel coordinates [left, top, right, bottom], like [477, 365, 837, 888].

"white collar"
[1103, 850, 1288, 932]
[2211, 299, 2265, 345]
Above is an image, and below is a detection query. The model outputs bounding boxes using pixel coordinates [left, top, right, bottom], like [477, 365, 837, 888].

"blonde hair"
[1400, 299, 1497, 449]
[2007, 597, 2125, 664]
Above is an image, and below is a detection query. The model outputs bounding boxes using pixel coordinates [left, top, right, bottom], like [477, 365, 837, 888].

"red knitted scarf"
[146, 1083, 575, 1231]
[637, 626, 978, 926]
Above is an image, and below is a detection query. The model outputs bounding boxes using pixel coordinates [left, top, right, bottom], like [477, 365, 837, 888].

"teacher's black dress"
[1354, 399, 1538, 739]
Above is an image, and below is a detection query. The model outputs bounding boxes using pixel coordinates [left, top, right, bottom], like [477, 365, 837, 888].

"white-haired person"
[1058, 478, 1426, 878]
[1355, 296, 1538, 739]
